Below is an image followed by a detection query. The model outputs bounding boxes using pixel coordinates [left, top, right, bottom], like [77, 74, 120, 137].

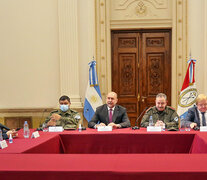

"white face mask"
[60, 105, 69, 112]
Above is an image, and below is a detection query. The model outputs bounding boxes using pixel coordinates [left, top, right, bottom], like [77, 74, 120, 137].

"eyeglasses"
[197, 103, 207, 107]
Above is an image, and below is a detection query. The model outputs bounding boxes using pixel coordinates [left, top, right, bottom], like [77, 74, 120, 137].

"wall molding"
[0, 107, 83, 114]
[58, 0, 82, 107]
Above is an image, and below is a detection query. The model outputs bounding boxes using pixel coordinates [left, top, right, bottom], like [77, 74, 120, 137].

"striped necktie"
[202, 112, 206, 126]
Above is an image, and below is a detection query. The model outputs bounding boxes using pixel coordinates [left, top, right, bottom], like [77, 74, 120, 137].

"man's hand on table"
[6, 129, 18, 138]
[155, 120, 165, 127]
[190, 123, 197, 129]
[47, 118, 57, 126]
[108, 123, 121, 129]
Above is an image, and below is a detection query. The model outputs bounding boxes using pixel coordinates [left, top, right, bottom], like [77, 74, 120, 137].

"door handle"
[141, 96, 147, 102]
[137, 94, 140, 101]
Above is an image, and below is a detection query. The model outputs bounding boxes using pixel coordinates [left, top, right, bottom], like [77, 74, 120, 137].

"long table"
[1, 128, 207, 179]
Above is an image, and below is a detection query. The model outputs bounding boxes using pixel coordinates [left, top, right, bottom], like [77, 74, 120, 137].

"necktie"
[109, 109, 113, 123]
[202, 112, 206, 126]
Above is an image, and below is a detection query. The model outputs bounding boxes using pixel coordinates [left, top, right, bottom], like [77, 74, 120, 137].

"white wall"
[0, 0, 60, 108]
[188, 0, 207, 94]
[0, 0, 96, 109]
[1, 0, 207, 109]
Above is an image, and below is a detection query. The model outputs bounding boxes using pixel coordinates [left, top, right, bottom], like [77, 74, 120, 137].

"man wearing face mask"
[42, 95, 80, 129]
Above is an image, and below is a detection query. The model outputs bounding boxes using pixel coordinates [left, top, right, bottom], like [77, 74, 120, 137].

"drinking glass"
[185, 123, 191, 131]
[42, 123, 48, 132]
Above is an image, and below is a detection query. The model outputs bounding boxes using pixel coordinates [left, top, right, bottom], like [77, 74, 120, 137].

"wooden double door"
[111, 30, 171, 126]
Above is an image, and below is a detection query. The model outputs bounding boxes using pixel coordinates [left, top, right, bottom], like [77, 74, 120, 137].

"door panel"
[119, 53, 136, 96]
[112, 33, 139, 126]
[141, 32, 171, 113]
[112, 30, 171, 126]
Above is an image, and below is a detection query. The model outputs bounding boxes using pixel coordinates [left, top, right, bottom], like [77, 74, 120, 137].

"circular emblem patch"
[178, 88, 198, 107]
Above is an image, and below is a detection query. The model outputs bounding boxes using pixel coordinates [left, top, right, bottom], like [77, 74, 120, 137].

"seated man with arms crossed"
[182, 94, 207, 129]
[88, 91, 131, 129]
[141, 93, 179, 130]
[42, 95, 80, 129]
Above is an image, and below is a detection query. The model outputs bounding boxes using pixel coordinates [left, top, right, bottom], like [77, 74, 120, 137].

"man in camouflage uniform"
[141, 93, 179, 130]
[42, 95, 80, 129]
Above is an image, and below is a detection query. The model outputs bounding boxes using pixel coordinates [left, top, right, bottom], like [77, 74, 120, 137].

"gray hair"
[156, 93, 167, 100]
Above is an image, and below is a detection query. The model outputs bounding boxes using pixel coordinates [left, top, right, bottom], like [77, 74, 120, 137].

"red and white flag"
[177, 58, 198, 118]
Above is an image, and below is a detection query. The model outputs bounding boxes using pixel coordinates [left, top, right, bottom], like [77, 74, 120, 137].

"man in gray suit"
[88, 92, 131, 129]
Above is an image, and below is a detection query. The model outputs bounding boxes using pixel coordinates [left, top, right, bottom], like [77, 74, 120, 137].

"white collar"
[107, 106, 115, 111]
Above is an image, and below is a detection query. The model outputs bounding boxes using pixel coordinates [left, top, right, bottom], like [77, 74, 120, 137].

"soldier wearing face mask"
[42, 95, 81, 129]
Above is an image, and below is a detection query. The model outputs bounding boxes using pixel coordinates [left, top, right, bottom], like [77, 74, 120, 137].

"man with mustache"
[141, 93, 179, 130]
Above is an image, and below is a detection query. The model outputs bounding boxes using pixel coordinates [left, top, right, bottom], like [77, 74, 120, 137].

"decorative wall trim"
[110, 19, 172, 29]
[58, 0, 82, 107]
[171, 0, 187, 106]
[204, 0, 207, 92]
[0, 107, 83, 114]
[0, 108, 53, 113]
[95, 0, 111, 101]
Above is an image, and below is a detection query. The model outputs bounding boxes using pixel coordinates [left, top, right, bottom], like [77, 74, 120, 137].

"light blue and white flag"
[84, 60, 103, 122]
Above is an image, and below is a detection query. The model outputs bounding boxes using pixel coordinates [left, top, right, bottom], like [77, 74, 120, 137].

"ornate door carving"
[112, 30, 171, 126]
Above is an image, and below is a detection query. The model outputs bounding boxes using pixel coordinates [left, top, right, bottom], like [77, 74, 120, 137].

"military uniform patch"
[74, 114, 81, 120]
[174, 117, 179, 122]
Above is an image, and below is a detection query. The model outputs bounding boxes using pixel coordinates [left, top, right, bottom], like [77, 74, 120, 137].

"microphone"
[75, 114, 86, 130]
[36, 109, 47, 131]
[132, 107, 148, 130]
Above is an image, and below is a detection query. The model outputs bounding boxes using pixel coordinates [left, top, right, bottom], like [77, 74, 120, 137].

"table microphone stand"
[132, 107, 148, 130]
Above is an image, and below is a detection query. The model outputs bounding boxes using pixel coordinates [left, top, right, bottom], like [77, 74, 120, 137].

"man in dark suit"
[0, 123, 18, 140]
[182, 94, 207, 129]
[88, 92, 131, 129]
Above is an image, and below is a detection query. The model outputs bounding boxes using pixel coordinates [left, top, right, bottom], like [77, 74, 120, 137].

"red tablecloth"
[1, 128, 207, 179]
[1, 154, 207, 180]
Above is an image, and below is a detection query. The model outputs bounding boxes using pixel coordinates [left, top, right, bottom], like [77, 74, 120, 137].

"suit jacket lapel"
[195, 107, 200, 126]
[112, 106, 119, 122]
[104, 104, 109, 123]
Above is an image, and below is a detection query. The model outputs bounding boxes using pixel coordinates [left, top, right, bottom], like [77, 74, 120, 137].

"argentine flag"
[84, 60, 103, 122]
[177, 58, 198, 118]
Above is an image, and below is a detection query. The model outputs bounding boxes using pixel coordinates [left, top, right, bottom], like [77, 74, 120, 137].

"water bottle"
[78, 124, 82, 132]
[162, 123, 165, 131]
[149, 116, 154, 126]
[0, 129, 3, 141]
[23, 121, 30, 138]
[9, 134, 13, 143]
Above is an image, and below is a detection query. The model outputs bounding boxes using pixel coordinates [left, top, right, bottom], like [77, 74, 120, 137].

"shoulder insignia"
[168, 106, 176, 111]
[74, 114, 81, 120]
[174, 117, 179, 122]
[146, 107, 153, 113]
[70, 109, 78, 113]
[51, 109, 59, 113]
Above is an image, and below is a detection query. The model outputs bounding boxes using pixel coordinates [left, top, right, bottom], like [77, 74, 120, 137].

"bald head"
[106, 92, 118, 108]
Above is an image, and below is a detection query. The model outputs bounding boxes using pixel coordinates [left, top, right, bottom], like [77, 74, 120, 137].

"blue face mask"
[60, 105, 69, 112]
